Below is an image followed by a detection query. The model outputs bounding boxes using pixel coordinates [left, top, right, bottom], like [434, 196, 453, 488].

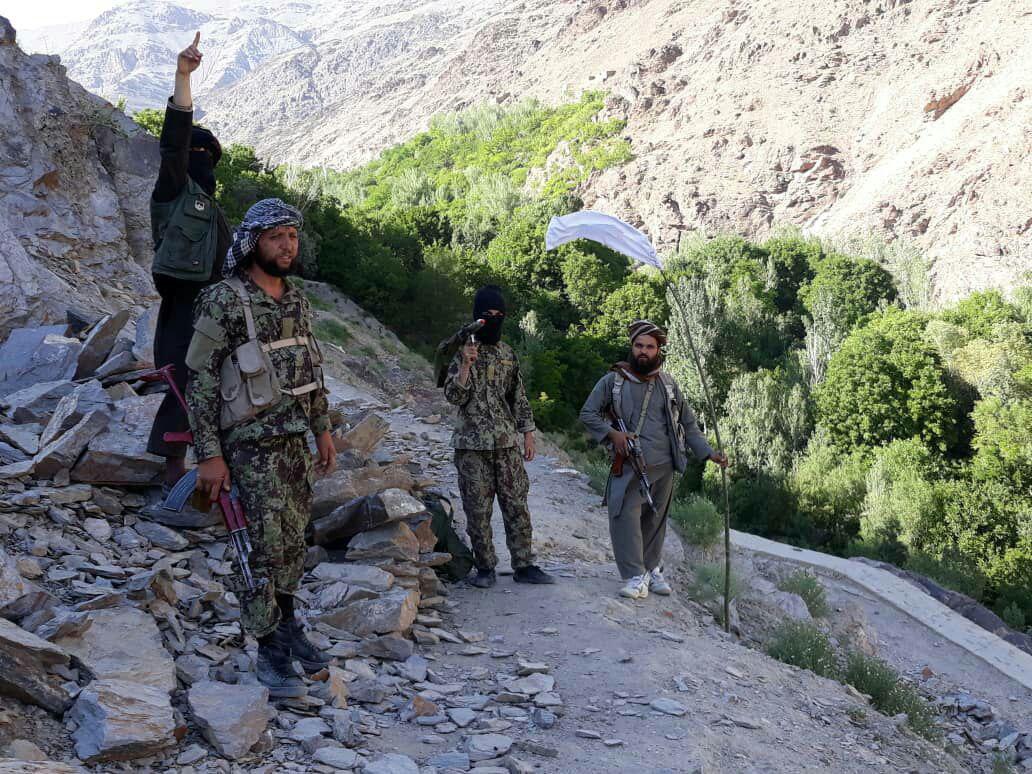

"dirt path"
[372, 407, 962, 773]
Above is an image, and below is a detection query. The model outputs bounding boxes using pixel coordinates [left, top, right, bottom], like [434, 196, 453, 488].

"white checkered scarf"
[223, 198, 303, 277]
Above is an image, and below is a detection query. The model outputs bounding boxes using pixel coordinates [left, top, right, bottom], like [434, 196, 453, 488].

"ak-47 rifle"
[140, 365, 264, 592]
[607, 407, 655, 510]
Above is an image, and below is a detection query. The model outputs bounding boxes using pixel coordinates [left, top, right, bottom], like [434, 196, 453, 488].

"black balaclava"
[189, 126, 221, 196]
[473, 284, 506, 345]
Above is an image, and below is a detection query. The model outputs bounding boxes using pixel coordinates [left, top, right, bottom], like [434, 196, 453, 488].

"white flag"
[544, 210, 660, 268]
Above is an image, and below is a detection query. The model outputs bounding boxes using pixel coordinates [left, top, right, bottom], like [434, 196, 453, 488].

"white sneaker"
[619, 574, 650, 599]
[648, 567, 672, 596]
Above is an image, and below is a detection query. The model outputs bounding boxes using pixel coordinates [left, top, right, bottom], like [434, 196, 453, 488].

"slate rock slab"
[188, 681, 272, 760]
[0, 617, 75, 713]
[69, 679, 176, 763]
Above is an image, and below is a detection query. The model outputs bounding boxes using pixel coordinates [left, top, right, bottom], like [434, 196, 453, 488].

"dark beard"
[630, 353, 661, 375]
[253, 250, 296, 278]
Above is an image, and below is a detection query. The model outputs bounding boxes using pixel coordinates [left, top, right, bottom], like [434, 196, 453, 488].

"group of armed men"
[148, 35, 727, 698]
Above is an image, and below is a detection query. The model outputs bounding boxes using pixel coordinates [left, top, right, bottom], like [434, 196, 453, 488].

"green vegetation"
[777, 571, 829, 618]
[670, 496, 723, 550]
[766, 621, 839, 679]
[313, 318, 351, 346]
[766, 622, 938, 738]
[687, 562, 744, 604]
[132, 93, 1032, 633]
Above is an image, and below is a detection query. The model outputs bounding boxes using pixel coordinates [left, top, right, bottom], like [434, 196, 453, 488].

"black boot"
[281, 618, 330, 674]
[276, 592, 329, 674]
[256, 628, 306, 698]
[469, 568, 497, 588]
[514, 565, 556, 584]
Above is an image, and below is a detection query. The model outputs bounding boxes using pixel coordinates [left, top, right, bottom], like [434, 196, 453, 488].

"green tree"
[800, 254, 897, 333]
[761, 229, 822, 315]
[816, 309, 959, 453]
[859, 439, 942, 554]
[942, 290, 1022, 339]
[586, 272, 669, 348]
[132, 108, 164, 137]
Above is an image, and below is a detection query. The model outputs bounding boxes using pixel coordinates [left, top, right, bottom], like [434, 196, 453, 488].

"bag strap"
[612, 373, 625, 420]
[225, 276, 258, 342]
[633, 380, 657, 438]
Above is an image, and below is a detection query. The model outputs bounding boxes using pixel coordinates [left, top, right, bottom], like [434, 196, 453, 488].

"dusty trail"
[372, 407, 961, 773]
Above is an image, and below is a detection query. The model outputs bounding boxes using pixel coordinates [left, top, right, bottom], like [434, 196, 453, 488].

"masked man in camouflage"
[580, 320, 727, 600]
[444, 285, 555, 588]
[185, 198, 337, 698]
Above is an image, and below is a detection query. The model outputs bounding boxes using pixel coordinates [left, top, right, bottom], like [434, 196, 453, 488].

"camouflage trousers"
[223, 433, 313, 638]
[454, 446, 534, 571]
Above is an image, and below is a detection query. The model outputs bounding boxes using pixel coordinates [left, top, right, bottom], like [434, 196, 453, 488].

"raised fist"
[177, 32, 203, 76]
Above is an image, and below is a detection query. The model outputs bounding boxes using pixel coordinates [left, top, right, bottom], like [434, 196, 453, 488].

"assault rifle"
[139, 365, 263, 591]
[433, 318, 485, 388]
[607, 407, 655, 510]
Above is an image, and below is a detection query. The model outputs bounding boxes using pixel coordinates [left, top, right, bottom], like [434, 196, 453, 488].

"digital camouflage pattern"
[225, 434, 312, 636]
[443, 341, 535, 450]
[454, 446, 534, 570]
[185, 273, 329, 638]
[185, 274, 331, 462]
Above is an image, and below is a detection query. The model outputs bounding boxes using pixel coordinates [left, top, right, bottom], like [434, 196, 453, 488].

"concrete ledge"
[731, 529, 1032, 692]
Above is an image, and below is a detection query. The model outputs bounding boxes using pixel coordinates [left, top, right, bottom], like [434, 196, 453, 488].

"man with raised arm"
[147, 32, 232, 492]
[580, 320, 728, 599]
[443, 285, 555, 588]
[185, 199, 337, 698]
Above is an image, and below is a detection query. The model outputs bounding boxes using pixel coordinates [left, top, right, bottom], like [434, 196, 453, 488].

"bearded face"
[253, 226, 299, 277]
[630, 334, 662, 374]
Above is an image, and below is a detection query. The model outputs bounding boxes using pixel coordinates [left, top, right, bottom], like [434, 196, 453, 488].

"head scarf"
[188, 126, 221, 196]
[224, 198, 303, 277]
[628, 319, 667, 347]
[473, 285, 506, 345]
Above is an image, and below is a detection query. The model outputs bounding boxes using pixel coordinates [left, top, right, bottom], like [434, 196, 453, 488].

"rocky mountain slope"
[0, 18, 158, 340]
[29, 0, 1031, 301]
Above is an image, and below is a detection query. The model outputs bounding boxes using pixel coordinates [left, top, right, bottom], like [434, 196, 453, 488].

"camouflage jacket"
[185, 274, 331, 461]
[443, 341, 535, 450]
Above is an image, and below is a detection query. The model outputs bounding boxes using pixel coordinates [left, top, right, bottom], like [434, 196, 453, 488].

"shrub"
[816, 308, 959, 454]
[843, 652, 938, 739]
[903, 550, 987, 602]
[766, 621, 840, 679]
[777, 570, 829, 618]
[687, 562, 744, 604]
[859, 438, 942, 552]
[671, 496, 723, 550]
[313, 318, 351, 346]
[941, 290, 1022, 339]
[791, 434, 870, 552]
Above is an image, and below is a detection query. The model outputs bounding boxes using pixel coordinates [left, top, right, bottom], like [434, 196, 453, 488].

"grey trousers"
[607, 463, 675, 579]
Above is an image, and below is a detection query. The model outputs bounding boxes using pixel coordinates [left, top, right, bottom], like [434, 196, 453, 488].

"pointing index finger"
[192, 31, 201, 47]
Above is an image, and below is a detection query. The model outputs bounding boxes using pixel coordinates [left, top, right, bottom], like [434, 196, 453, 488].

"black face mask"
[478, 316, 504, 345]
[189, 150, 217, 196]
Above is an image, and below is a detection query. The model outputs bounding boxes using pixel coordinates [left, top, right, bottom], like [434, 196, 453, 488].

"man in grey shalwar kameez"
[579, 320, 728, 599]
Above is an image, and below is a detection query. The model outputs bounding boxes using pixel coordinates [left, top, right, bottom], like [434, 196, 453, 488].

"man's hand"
[608, 429, 631, 458]
[708, 451, 729, 469]
[461, 341, 479, 368]
[523, 431, 536, 462]
[177, 32, 203, 76]
[315, 431, 337, 476]
[197, 456, 230, 502]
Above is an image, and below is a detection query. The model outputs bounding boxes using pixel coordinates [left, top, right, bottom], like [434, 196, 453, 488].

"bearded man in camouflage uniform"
[186, 198, 337, 698]
[444, 285, 555, 588]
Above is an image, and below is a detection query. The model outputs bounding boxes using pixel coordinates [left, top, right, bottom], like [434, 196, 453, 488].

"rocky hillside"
[0, 19, 158, 340]
[28, 0, 1031, 301]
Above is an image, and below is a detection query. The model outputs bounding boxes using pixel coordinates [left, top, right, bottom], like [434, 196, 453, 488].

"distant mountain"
[33, 0, 1032, 300]
[46, 0, 308, 111]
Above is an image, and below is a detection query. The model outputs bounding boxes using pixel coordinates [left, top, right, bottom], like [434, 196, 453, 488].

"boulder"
[0, 380, 76, 423]
[335, 413, 389, 455]
[319, 587, 419, 637]
[311, 461, 418, 519]
[358, 633, 415, 661]
[69, 679, 176, 763]
[0, 617, 75, 713]
[132, 305, 158, 367]
[0, 220, 72, 343]
[0, 423, 41, 455]
[56, 606, 176, 693]
[71, 394, 164, 485]
[33, 410, 109, 478]
[311, 562, 394, 592]
[75, 310, 130, 378]
[37, 381, 112, 449]
[346, 522, 420, 563]
[0, 547, 52, 619]
[0, 326, 77, 396]
[313, 747, 359, 770]
[188, 681, 272, 760]
[380, 488, 426, 521]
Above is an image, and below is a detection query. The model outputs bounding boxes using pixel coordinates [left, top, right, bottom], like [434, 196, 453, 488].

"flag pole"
[662, 233, 732, 633]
